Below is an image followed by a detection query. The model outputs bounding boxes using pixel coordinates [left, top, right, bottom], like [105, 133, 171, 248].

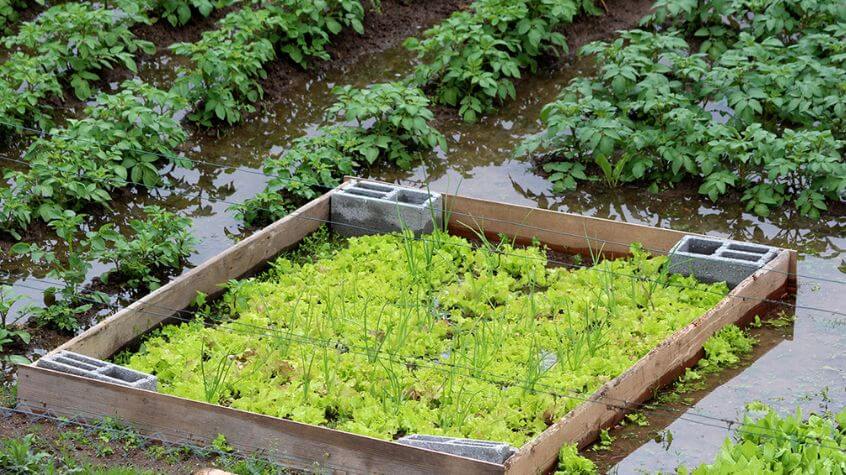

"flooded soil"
[3, 1, 846, 473]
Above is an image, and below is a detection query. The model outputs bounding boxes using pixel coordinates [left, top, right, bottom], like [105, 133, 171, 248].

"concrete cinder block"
[37, 350, 157, 391]
[396, 434, 516, 464]
[330, 180, 443, 237]
[669, 235, 779, 289]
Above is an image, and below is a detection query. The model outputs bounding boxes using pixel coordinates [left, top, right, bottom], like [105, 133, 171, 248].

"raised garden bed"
[15, 178, 797, 474]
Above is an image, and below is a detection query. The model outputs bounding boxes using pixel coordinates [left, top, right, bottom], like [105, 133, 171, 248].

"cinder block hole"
[394, 189, 430, 205]
[681, 238, 722, 255]
[355, 182, 395, 193]
[721, 251, 759, 262]
[346, 187, 387, 199]
[726, 243, 768, 254]
[54, 356, 99, 371]
[99, 366, 145, 383]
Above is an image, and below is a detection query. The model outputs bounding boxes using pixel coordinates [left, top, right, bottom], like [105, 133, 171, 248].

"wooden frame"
[17, 179, 796, 474]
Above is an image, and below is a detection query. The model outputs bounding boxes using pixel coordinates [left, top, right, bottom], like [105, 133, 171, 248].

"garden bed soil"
[0, 412, 217, 474]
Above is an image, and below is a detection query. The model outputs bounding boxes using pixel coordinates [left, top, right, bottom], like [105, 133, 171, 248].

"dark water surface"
[3, 39, 845, 474]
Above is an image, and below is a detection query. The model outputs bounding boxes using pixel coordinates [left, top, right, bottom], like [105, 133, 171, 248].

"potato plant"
[519, 28, 846, 218]
[405, 0, 601, 122]
[95, 206, 198, 290]
[0, 0, 40, 36]
[327, 82, 447, 168]
[0, 80, 189, 235]
[10, 212, 109, 332]
[146, 0, 235, 26]
[0, 52, 62, 134]
[127, 234, 726, 444]
[173, 0, 374, 126]
[234, 83, 444, 226]
[5, 2, 154, 100]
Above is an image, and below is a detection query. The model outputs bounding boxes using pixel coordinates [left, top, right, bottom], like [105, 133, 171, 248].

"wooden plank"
[17, 365, 503, 475]
[503, 250, 790, 474]
[445, 194, 693, 256]
[54, 191, 334, 360]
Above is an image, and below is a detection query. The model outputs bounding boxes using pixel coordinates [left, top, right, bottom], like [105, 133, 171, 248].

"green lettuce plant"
[127, 232, 727, 445]
[681, 404, 846, 474]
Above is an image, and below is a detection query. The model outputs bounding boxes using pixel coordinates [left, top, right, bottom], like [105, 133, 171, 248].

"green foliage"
[674, 324, 756, 393]
[0, 0, 32, 36]
[0, 434, 51, 474]
[0, 52, 62, 133]
[642, 0, 846, 57]
[229, 190, 292, 228]
[681, 404, 846, 474]
[236, 83, 443, 225]
[519, 27, 846, 218]
[173, 0, 373, 126]
[555, 443, 597, 474]
[10, 211, 108, 332]
[148, 0, 234, 26]
[5, 3, 154, 100]
[0, 286, 30, 367]
[1, 80, 188, 234]
[171, 8, 276, 126]
[128, 234, 726, 444]
[261, 126, 358, 201]
[327, 82, 447, 168]
[97, 206, 198, 290]
[405, 0, 600, 122]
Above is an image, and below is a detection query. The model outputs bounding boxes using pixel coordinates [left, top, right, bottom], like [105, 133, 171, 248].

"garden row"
[519, 0, 846, 218]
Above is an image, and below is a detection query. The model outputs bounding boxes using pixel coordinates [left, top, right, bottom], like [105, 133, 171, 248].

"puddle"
[2, 29, 846, 474]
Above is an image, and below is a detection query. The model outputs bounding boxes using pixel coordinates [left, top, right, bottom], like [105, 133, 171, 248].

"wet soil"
[0, 412, 220, 474]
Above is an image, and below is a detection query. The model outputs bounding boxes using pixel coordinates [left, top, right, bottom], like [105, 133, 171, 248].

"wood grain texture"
[17, 366, 503, 475]
[53, 192, 333, 360]
[445, 194, 692, 256]
[504, 251, 790, 474]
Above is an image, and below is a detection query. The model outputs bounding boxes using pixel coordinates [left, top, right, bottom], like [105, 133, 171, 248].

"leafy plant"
[0, 0, 38, 36]
[405, 0, 600, 122]
[10, 211, 109, 332]
[229, 190, 292, 228]
[97, 206, 198, 290]
[0, 286, 30, 367]
[170, 8, 276, 126]
[173, 0, 374, 126]
[1, 80, 189, 234]
[0, 434, 51, 474]
[148, 0, 234, 26]
[519, 28, 846, 218]
[6, 3, 155, 99]
[681, 404, 846, 474]
[0, 52, 62, 133]
[128, 235, 727, 445]
[327, 82, 447, 168]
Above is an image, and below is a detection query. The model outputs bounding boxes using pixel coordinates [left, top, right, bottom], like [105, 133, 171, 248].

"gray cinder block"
[331, 180, 443, 237]
[37, 350, 157, 391]
[397, 434, 516, 464]
[668, 235, 779, 289]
